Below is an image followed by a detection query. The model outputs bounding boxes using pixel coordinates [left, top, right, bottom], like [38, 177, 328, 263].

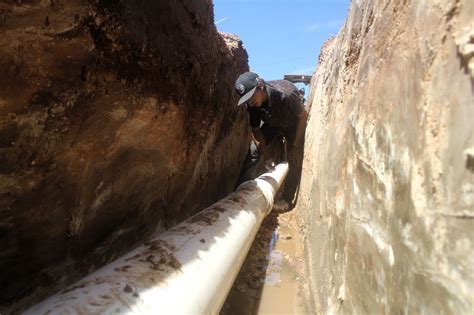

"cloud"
[306, 19, 344, 33]
[215, 17, 231, 25]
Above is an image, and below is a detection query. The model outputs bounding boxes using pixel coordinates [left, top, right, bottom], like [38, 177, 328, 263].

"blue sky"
[213, 0, 350, 82]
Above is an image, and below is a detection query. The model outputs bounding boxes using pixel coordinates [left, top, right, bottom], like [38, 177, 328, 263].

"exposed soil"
[0, 1, 249, 312]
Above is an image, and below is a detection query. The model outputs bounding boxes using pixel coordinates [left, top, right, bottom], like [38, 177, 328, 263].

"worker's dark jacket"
[247, 80, 304, 130]
[240, 80, 305, 204]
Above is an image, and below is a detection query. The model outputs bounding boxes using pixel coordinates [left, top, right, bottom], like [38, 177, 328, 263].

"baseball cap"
[235, 72, 259, 106]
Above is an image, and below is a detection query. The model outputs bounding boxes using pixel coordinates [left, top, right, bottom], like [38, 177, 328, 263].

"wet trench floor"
[221, 208, 310, 314]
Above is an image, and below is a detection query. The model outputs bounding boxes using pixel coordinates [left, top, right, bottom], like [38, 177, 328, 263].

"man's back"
[267, 80, 300, 99]
[254, 80, 303, 129]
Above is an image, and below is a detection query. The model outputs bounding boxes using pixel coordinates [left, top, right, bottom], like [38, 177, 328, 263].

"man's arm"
[252, 127, 269, 157]
[292, 109, 308, 148]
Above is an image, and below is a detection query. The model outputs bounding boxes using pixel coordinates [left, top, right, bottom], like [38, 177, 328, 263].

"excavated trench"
[1, 0, 473, 314]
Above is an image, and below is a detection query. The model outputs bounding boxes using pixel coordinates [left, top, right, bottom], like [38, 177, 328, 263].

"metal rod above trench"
[25, 162, 289, 315]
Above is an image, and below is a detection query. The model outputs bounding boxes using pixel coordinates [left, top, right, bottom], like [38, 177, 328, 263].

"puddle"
[221, 210, 310, 314]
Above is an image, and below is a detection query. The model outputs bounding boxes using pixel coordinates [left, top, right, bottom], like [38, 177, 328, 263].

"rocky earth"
[298, 0, 473, 313]
[0, 0, 249, 312]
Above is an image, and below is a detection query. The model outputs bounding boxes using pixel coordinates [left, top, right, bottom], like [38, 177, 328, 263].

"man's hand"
[264, 158, 275, 170]
[252, 127, 270, 158]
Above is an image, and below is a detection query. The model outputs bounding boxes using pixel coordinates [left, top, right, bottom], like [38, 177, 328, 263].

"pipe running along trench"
[25, 162, 289, 315]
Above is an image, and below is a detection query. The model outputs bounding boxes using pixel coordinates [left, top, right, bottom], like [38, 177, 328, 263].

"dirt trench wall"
[0, 0, 249, 311]
[299, 0, 473, 313]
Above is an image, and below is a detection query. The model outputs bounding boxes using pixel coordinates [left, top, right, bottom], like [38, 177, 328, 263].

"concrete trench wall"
[0, 0, 249, 312]
[298, 0, 473, 313]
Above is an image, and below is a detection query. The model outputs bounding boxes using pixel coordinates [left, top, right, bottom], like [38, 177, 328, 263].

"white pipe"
[24, 162, 288, 315]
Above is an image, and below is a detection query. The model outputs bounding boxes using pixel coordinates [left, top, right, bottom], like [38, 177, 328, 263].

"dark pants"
[236, 124, 304, 206]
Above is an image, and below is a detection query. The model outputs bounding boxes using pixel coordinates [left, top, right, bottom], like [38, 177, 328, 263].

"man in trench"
[235, 71, 307, 210]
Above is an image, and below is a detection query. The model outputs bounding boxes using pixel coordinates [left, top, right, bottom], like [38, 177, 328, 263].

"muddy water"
[221, 209, 310, 314]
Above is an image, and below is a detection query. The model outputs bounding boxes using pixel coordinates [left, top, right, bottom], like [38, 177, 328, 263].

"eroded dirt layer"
[298, 0, 473, 313]
[0, 0, 249, 312]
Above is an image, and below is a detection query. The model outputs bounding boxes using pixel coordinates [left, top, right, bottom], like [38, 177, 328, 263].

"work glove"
[264, 159, 275, 170]
[257, 143, 275, 170]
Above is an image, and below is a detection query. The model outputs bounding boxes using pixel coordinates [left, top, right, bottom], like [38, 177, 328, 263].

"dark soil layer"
[0, 0, 249, 312]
